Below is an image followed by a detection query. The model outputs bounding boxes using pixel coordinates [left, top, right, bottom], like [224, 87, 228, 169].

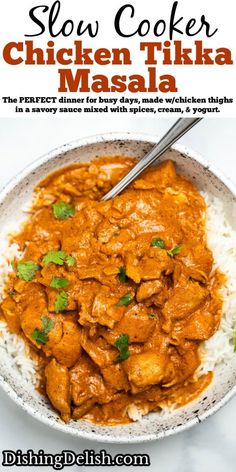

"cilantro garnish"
[167, 245, 182, 257]
[52, 201, 75, 220]
[43, 250, 66, 266]
[151, 238, 165, 249]
[41, 316, 55, 334]
[117, 267, 127, 283]
[31, 316, 55, 345]
[115, 293, 133, 306]
[65, 255, 76, 267]
[43, 250, 76, 267]
[55, 291, 68, 313]
[50, 276, 69, 289]
[148, 313, 157, 319]
[16, 261, 40, 282]
[114, 333, 130, 364]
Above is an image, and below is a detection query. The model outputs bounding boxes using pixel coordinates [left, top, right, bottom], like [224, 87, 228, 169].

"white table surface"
[0, 117, 236, 472]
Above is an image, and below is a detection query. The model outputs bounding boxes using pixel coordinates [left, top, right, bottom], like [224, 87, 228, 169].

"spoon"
[101, 117, 202, 201]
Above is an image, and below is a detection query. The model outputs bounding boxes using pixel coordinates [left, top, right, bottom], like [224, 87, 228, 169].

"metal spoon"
[101, 117, 202, 201]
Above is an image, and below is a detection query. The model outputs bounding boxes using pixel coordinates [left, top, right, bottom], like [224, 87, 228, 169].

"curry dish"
[0, 157, 223, 425]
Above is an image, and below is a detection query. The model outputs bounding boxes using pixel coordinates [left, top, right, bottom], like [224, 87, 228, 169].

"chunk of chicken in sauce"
[0, 157, 224, 425]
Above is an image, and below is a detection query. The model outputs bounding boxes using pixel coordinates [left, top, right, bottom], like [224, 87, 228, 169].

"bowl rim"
[1, 130, 236, 444]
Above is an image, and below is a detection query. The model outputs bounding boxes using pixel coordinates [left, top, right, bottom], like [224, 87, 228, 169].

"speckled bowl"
[0, 132, 236, 443]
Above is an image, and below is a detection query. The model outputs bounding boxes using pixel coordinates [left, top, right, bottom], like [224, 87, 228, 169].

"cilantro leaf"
[167, 245, 182, 257]
[50, 276, 69, 289]
[151, 238, 165, 248]
[117, 267, 127, 283]
[114, 333, 130, 364]
[52, 201, 75, 220]
[115, 293, 133, 307]
[55, 291, 68, 313]
[41, 316, 55, 334]
[31, 316, 55, 345]
[32, 328, 48, 345]
[234, 337, 236, 353]
[43, 251, 75, 267]
[16, 261, 40, 282]
[65, 255, 76, 267]
[43, 251, 66, 266]
[148, 313, 157, 319]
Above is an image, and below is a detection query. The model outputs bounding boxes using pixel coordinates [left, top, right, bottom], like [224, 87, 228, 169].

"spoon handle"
[101, 117, 202, 201]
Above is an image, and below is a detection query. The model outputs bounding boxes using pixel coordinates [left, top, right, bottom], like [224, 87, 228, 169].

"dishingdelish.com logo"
[2, 449, 150, 468]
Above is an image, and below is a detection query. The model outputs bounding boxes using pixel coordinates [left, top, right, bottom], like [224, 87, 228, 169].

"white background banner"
[0, 0, 235, 117]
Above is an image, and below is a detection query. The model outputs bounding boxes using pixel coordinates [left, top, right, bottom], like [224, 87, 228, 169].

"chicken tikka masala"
[0, 157, 223, 425]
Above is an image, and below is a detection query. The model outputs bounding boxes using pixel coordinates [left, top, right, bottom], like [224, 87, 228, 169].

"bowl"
[0, 132, 236, 443]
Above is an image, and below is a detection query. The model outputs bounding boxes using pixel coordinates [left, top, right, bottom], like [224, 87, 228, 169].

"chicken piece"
[81, 392, 131, 425]
[182, 298, 221, 341]
[45, 359, 71, 422]
[72, 399, 97, 419]
[131, 248, 174, 282]
[39, 264, 68, 288]
[124, 351, 167, 391]
[18, 284, 81, 366]
[77, 266, 105, 282]
[96, 220, 117, 243]
[182, 311, 215, 341]
[162, 280, 208, 320]
[51, 318, 82, 367]
[164, 187, 188, 204]
[144, 320, 170, 354]
[111, 191, 169, 235]
[124, 234, 171, 282]
[101, 364, 130, 391]
[77, 283, 97, 327]
[20, 208, 61, 254]
[124, 235, 153, 260]
[125, 258, 141, 284]
[80, 329, 117, 367]
[90, 290, 125, 328]
[133, 179, 156, 191]
[179, 244, 213, 282]
[100, 229, 134, 256]
[19, 284, 62, 349]
[77, 282, 123, 327]
[82, 204, 104, 230]
[1, 296, 21, 333]
[70, 355, 113, 407]
[134, 160, 176, 192]
[136, 280, 162, 302]
[164, 343, 200, 388]
[109, 304, 156, 343]
[61, 218, 93, 261]
[38, 164, 112, 200]
[46, 287, 77, 312]
[13, 279, 28, 294]
[24, 239, 61, 261]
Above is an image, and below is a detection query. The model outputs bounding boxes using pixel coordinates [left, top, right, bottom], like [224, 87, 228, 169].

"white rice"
[197, 194, 236, 375]
[0, 195, 236, 420]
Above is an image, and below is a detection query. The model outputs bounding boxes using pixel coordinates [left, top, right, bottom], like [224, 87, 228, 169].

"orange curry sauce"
[0, 157, 223, 425]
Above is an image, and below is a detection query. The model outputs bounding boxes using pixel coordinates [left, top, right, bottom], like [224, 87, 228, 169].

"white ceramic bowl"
[0, 132, 236, 443]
